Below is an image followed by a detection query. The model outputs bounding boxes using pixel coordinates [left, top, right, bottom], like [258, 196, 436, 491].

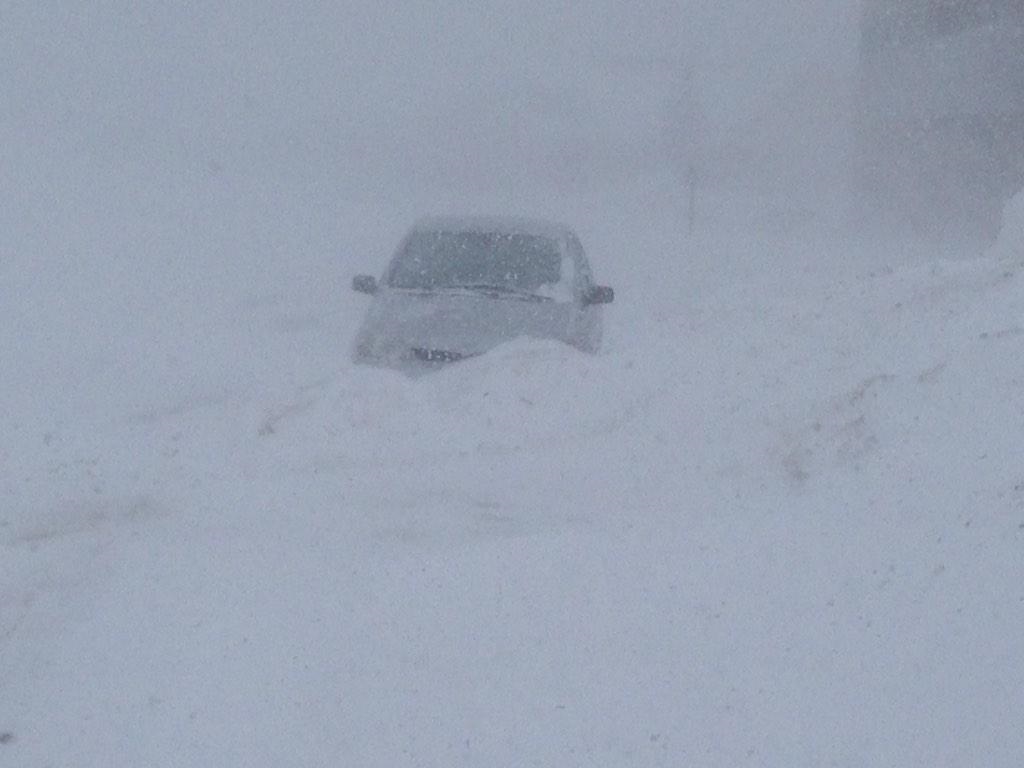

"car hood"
[354, 288, 574, 361]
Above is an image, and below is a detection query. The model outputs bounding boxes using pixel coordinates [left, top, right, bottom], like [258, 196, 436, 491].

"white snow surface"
[3, 169, 1024, 767]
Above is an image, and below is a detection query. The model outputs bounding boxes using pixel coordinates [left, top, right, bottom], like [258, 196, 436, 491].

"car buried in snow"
[350, 216, 614, 366]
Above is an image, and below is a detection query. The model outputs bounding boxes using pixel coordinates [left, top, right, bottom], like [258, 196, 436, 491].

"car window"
[535, 241, 576, 301]
[387, 230, 563, 292]
[568, 235, 593, 291]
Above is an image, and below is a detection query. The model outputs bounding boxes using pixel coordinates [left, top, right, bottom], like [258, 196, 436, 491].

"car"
[351, 216, 614, 366]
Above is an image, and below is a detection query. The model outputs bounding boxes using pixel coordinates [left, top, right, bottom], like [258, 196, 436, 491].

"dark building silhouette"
[856, 0, 1024, 239]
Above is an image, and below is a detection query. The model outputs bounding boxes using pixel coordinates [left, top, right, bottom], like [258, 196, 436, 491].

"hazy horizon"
[3, 2, 861, 210]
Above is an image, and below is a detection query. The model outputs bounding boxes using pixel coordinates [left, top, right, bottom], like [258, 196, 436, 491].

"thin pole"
[687, 162, 697, 236]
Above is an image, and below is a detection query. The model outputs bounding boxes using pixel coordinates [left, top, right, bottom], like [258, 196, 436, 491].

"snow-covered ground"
[3, 164, 1024, 765]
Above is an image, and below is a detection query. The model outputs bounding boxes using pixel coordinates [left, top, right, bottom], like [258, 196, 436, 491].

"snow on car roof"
[411, 215, 576, 241]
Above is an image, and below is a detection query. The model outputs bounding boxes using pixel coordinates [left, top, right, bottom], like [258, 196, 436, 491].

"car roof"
[410, 215, 576, 242]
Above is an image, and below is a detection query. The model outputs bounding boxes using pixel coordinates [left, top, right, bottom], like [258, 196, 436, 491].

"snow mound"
[258, 337, 676, 472]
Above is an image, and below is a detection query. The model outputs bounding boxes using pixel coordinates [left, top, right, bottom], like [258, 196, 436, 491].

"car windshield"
[387, 230, 563, 293]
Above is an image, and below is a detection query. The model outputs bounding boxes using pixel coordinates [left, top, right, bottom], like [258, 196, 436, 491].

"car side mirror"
[584, 285, 614, 305]
[352, 274, 378, 295]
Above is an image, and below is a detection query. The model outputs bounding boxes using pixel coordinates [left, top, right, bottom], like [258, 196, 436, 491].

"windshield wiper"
[448, 284, 552, 301]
